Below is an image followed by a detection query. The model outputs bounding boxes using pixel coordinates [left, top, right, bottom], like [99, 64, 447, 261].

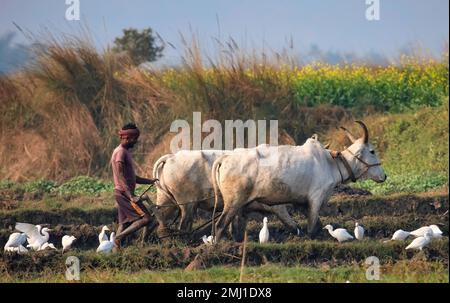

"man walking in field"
[111, 123, 157, 249]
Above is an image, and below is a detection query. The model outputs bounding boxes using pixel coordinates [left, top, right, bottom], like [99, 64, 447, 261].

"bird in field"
[323, 225, 354, 242]
[17, 224, 42, 246]
[406, 229, 433, 251]
[4, 232, 27, 251]
[62, 235, 77, 252]
[259, 217, 269, 243]
[201, 235, 214, 245]
[411, 225, 443, 238]
[384, 229, 411, 242]
[15, 223, 52, 251]
[97, 232, 115, 253]
[98, 226, 110, 244]
[354, 222, 364, 240]
[428, 225, 443, 238]
[38, 242, 57, 251]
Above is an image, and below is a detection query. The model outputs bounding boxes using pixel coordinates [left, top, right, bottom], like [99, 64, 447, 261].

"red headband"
[119, 128, 140, 138]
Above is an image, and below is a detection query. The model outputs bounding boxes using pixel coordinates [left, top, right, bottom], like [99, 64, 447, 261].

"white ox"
[211, 121, 386, 241]
[152, 149, 300, 241]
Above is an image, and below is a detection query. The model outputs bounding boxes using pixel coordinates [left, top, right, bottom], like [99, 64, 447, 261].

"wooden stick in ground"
[239, 230, 248, 283]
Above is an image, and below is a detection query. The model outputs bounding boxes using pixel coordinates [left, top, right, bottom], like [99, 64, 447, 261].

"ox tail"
[211, 155, 225, 240]
[152, 154, 177, 206]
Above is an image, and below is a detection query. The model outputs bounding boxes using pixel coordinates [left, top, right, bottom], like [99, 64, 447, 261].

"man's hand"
[149, 178, 159, 184]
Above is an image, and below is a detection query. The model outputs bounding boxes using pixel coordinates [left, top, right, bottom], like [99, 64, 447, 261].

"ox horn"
[339, 126, 356, 144]
[355, 120, 369, 143]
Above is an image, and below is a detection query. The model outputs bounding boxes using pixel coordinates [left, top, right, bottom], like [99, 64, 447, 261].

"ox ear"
[340, 126, 356, 144]
[355, 120, 369, 144]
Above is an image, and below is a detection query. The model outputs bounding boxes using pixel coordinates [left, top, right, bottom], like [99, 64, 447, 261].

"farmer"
[111, 123, 157, 249]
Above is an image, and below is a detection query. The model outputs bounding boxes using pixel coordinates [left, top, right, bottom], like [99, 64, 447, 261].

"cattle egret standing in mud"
[406, 230, 433, 251]
[323, 225, 354, 242]
[354, 223, 364, 240]
[4, 232, 27, 251]
[97, 232, 115, 253]
[259, 217, 269, 243]
[62, 235, 77, 252]
[15, 223, 52, 251]
[411, 225, 443, 238]
[98, 226, 110, 244]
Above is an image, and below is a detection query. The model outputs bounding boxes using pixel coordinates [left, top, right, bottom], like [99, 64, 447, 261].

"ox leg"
[307, 200, 323, 239]
[214, 206, 242, 242]
[271, 205, 300, 236]
[155, 191, 179, 239]
[156, 205, 178, 239]
[178, 204, 195, 232]
[230, 210, 248, 242]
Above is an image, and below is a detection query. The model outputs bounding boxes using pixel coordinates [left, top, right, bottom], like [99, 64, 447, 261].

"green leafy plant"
[55, 176, 114, 195]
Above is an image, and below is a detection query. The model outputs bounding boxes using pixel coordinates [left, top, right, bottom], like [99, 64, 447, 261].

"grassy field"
[2, 261, 448, 283]
[0, 185, 448, 283]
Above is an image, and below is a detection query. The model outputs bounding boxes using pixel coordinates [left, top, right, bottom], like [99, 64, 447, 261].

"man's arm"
[136, 175, 158, 185]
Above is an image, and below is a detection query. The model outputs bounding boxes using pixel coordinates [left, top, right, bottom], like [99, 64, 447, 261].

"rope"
[157, 212, 222, 240]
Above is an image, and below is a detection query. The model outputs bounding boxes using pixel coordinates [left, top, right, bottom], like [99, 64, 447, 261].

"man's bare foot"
[113, 238, 121, 252]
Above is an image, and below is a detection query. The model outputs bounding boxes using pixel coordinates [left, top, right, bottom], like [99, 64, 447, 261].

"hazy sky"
[0, 0, 448, 65]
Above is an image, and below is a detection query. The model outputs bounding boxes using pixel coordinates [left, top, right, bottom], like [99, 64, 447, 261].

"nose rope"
[332, 149, 382, 183]
[344, 149, 382, 181]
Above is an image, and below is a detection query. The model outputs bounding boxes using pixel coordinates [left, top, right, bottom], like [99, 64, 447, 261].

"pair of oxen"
[149, 121, 386, 243]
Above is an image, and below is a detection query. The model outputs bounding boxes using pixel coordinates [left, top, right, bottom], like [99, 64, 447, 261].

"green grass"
[0, 176, 155, 198]
[1, 239, 447, 274]
[1, 261, 448, 283]
[354, 173, 448, 196]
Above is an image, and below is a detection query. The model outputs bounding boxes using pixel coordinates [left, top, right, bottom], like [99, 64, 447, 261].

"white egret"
[62, 235, 77, 252]
[38, 242, 57, 251]
[323, 224, 354, 242]
[259, 217, 269, 244]
[4, 232, 27, 251]
[98, 226, 110, 244]
[201, 235, 214, 245]
[15, 223, 51, 251]
[354, 223, 364, 240]
[96, 232, 115, 253]
[406, 230, 433, 251]
[411, 225, 442, 238]
[384, 229, 411, 242]
[429, 225, 443, 238]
